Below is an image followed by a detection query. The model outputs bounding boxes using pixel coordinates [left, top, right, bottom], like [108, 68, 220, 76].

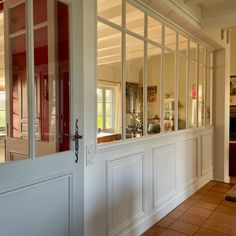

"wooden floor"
[142, 178, 236, 236]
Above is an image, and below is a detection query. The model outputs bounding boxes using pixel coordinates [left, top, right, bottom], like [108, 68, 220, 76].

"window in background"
[163, 50, 175, 132]
[148, 16, 162, 45]
[178, 56, 187, 130]
[126, 35, 144, 139]
[97, 22, 122, 143]
[188, 60, 197, 128]
[189, 41, 197, 60]
[165, 26, 176, 51]
[147, 44, 161, 135]
[97, 0, 122, 26]
[126, 2, 144, 36]
[97, 87, 115, 130]
[198, 64, 205, 127]
[178, 34, 188, 56]
[206, 68, 212, 126]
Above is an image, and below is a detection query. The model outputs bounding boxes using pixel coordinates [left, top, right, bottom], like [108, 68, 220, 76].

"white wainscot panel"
[201, 134, 213, 176]
[180, 138, 198, 189]
[153, 145, 176, 208]
[106, 153, 144, 234]
[0, 175, 71, 236]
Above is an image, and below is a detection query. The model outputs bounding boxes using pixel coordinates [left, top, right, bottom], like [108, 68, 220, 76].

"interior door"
[0, 0, 83, 236]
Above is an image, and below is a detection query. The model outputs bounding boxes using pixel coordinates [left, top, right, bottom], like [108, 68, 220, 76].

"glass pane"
[126, 3, 144, 36]
[34, 1, 70, 155]
[97, 22, 122, 143]
[97, 0, 122, 26]
[179, 34, 188, 56]
[178, 56, 187, 130]
[126, 35, 144, 139]
[106, 89, 112, 102]
[148, 16, 162, 44]
[106, 116, 112, 129]
[97, 103, 103, 116]
[188, 60, 197, 128]
[147, 44, 161, 135]
[165, 26, 176, 50]
[9, 3, 26, 34]
[33, 0, 47, 25]
[7, 33, 29, 161]
[97, 116, 103, 129]
[199, 46, 205, 64]
[106, 102, 112, 115]
[163, 50, 175, 132]
[206, 68, 212, 126]
[189, 41, 197, 60]
[97, 88, 103, 102]
[207, 49, 212, 67]
[198, 64, 205, 127]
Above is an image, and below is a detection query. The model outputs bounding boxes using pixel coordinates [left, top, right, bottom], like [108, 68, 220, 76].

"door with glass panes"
[0, 0, 83, 235]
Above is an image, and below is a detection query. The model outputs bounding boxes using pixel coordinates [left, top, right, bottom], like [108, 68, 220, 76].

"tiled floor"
[142, 178, 236, 236]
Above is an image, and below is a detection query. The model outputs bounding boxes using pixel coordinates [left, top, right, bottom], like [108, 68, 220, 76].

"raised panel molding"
[152, 144, 176, 208]
[106, 152, 144, 235]
[180, 138, 198, 189]
[201, 134, 213, 176]
[0, 175, 72, 236]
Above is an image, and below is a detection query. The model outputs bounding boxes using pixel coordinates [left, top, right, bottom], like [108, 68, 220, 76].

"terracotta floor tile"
[192, 200, 218, 211]
[200, 195, 223, 204]
[184, 198, 198, 206]
[211, 184, 233, 193]
[229, 225, 236, 236]
[178, 212, 207, 226]
[157, 216, 174, 228]
[187, 206, 213, 218]
[209, 212, 236, 225]
[202, 219, 231, 234]
[216, 206, 236, 217]
[205, 191, 225, 199]
[143, 181, 236, 236]
[167, 209, 184, 219]
[160, 229, 186, 236]
[194, 228, 227, 236]
[168, 220, 199, 235]
[144, 224, 165, 236]
[175, 203, 191, 212]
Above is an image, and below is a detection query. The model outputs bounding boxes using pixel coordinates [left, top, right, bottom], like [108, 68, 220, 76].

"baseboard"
[122, 172, 213, 236]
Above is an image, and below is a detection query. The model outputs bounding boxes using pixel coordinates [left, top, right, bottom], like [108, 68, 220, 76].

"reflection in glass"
[178, 56, 187, 130]
[198, 64, 205, 127]
[148, 16, 162, 44]
[165, 26, 176, 50]
[188, 60, 197, 128]
[163, 50, 175, 132]
[9, 3, 26, 34]
[97, 22, 122, 143]
[126, 35, 144, 139]
[34, 1, 70, 155]
[97, 0, 122, 26]
[147, 44, 161, 135]
[126, 3, 144, 36]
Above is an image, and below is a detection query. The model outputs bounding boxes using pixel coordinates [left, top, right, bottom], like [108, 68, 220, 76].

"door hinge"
[72, 119, 83, 163]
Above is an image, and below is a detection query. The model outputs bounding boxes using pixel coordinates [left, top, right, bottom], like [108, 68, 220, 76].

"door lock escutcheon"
[72, 119, 83, 163]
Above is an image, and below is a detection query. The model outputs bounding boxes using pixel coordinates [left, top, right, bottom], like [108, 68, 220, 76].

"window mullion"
[27, 0, 36, 159]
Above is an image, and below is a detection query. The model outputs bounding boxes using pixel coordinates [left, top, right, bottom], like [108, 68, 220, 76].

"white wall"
[85, 128, 213, 236]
